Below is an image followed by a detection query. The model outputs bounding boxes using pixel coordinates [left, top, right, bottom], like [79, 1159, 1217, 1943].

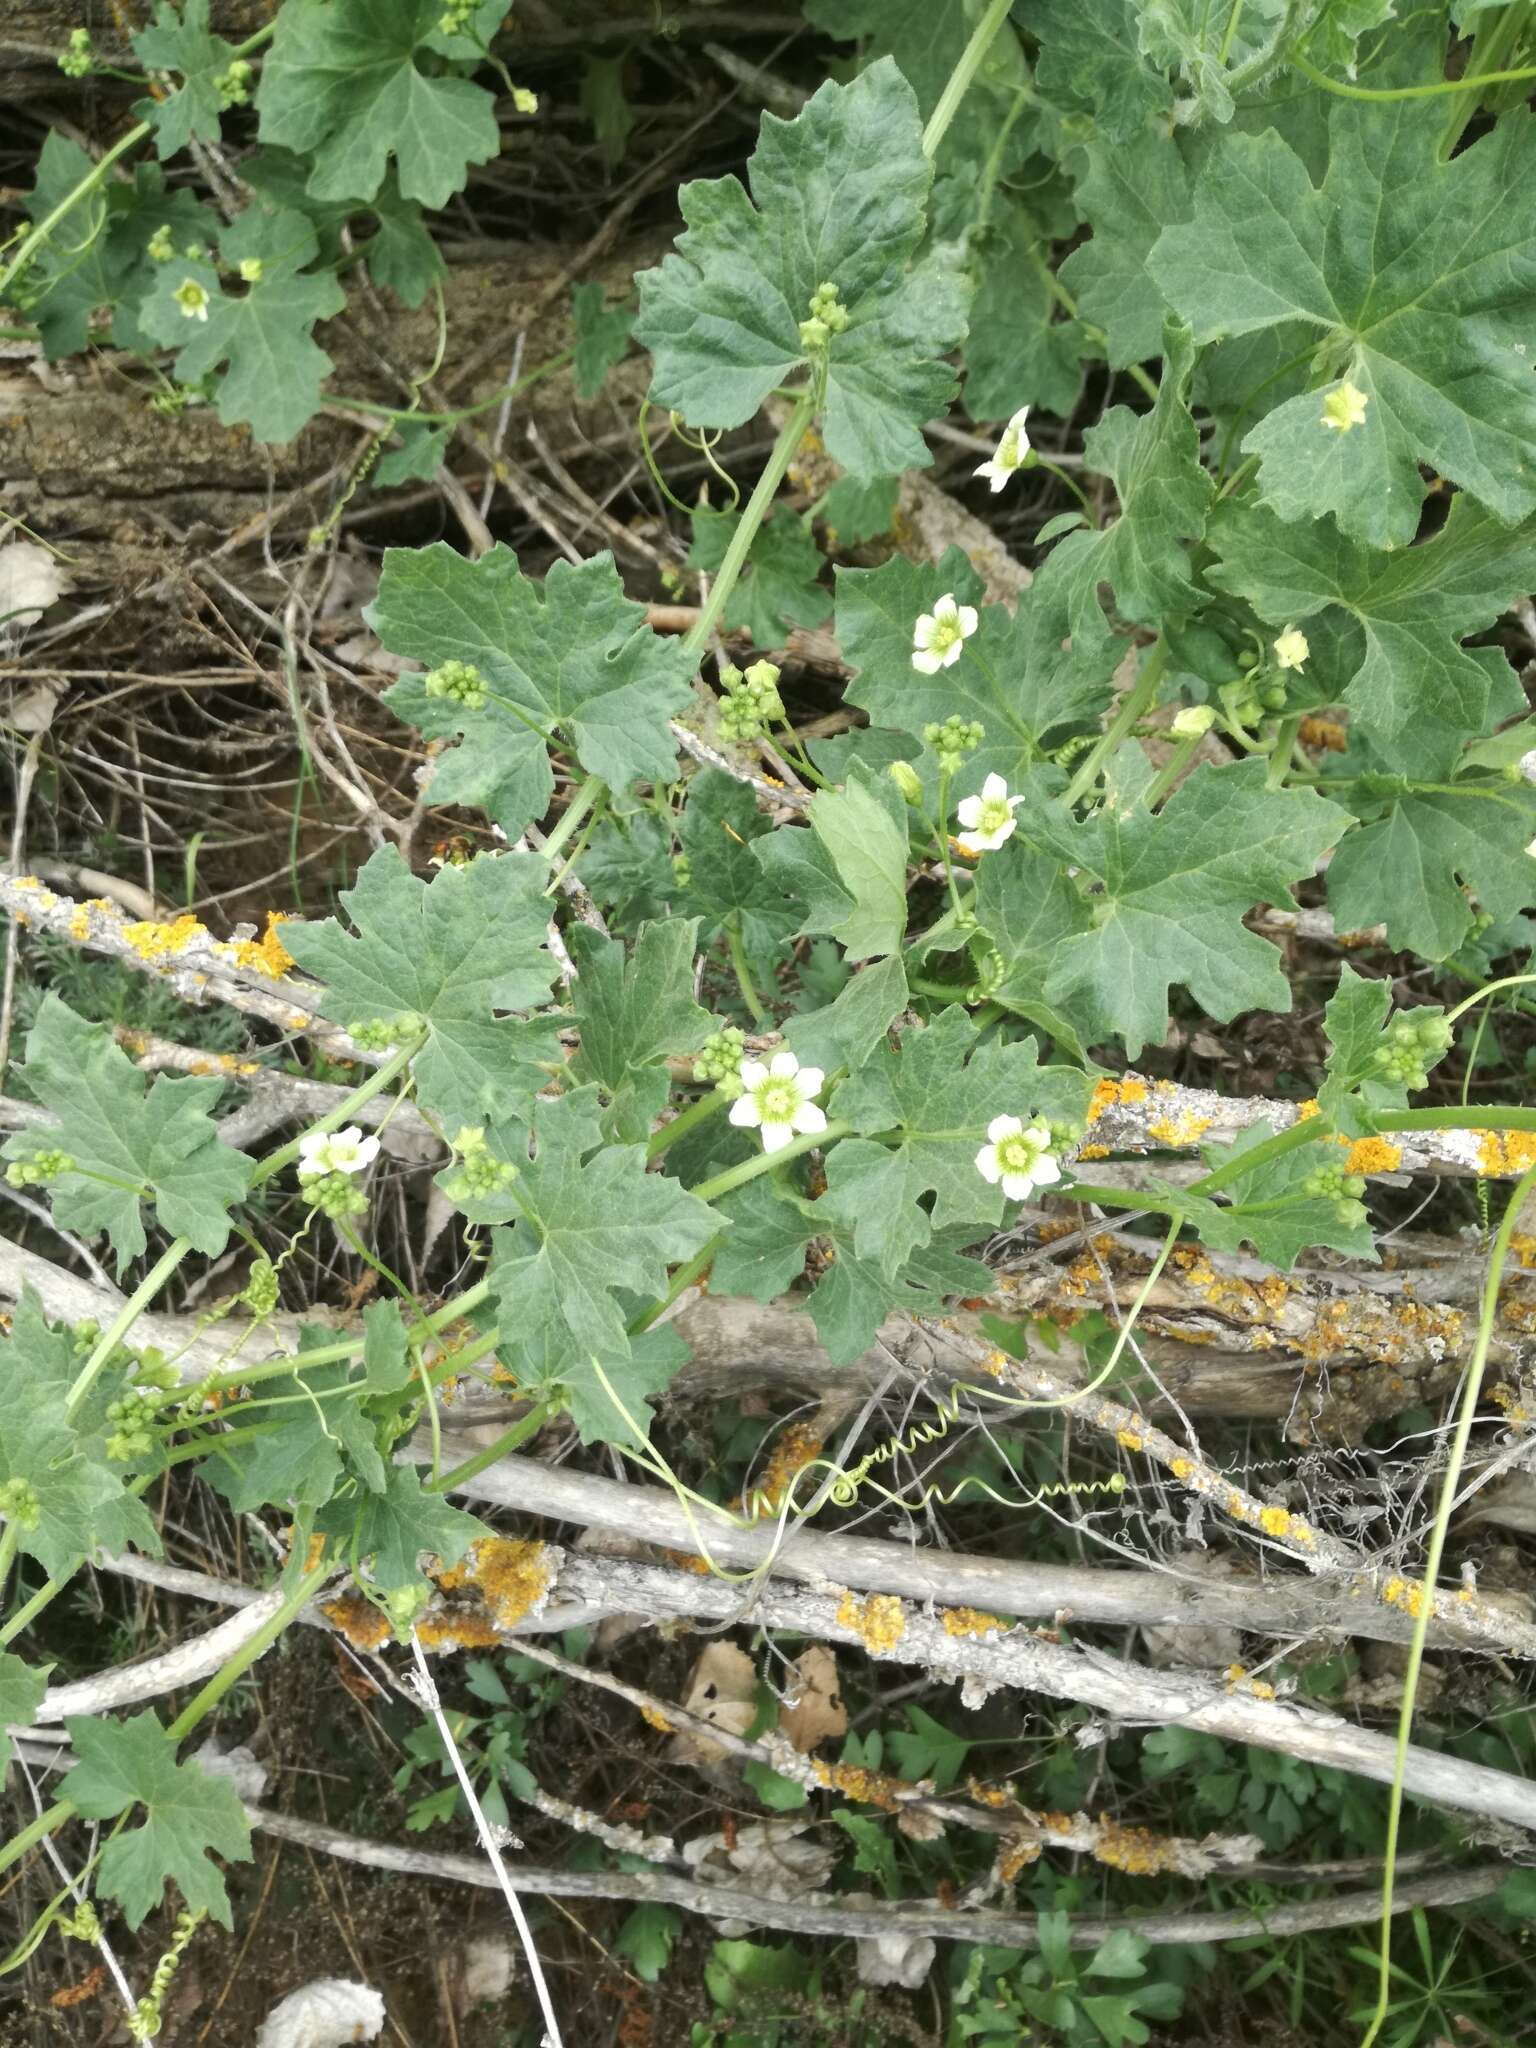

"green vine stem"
[682, 389, 818, 657]
[1063, 639, 1170, 807]
[921, 0, 1015, 160]
[1357, 1159, 1536, 2048]
[1289, 44, 1536, 101]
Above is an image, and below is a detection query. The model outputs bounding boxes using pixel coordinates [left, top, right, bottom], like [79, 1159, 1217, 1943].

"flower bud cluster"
[718, 659, 784, 743]
[1374, 1010, 1453, 1092]
[798, 280, 850, 351]
[923, 717, 984, 776]
[424, 659, 488, 711]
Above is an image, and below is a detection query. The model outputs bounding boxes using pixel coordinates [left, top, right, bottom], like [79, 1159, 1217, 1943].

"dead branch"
[243, 1805, 1510, 1950]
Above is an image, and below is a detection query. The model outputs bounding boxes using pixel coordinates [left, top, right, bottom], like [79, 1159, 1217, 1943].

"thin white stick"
[406, 1632, 564, 2048]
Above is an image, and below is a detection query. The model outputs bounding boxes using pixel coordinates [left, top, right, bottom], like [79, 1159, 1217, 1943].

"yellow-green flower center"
[757, 1077, 800, 1123]
[996, 1131, 1044, 1176]
[975, 796, 1012, 836]
[929, 615, 963, 657]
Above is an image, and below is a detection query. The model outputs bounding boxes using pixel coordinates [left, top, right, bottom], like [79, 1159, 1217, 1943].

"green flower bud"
[58, 27, 93, 75]
[424, 659, 487, 711]
[216, 57, 252, 105]
[694, 1025, 747, 1088]
[798, 315, 830, 351]
[304, 1170, 370, 1220]
[0, 1477, 41, 1530]
[888, 759, 923, 804]
[1171, 703, 1216, 739]
[444, 1126, 518, 1200]
[146, 223, 175, 264]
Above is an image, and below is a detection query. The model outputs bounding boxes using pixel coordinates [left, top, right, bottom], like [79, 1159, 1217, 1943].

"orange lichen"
[1116, 1429, 1144, 1453]
[467, 1537, 554, 1627]
[1092, 1821, 1183, 1876]
[1076, 1142, 1112, 1160]
[230, 910, 296, 978]
[639, 1705, 674, 1734]
[1510, 1235, 1536, 1271]
[1342, 1136, 1402, 1176]
[1224, 1667, 1276, 1701]
[661, 1548, 712, 1575]
[942, 1606, 1006, 1639]
[751, 1421, 824, 1511]
[1147, 1109, 1212, 1147]
[1474, 1129, 1536, 1177]
[997, 1839, 1042, 1882]
[415, 1610, 503, 1649]
[1298, 716, 1348, 753]
[968, 1777, 1017, 1809]
[322, 1593, 391, 1651]
[1089, 1075, 1149, 1121]
[123, 912, 204, 960]
[813, 1759, 904, 1811]
[835, 1589, 907, 1654]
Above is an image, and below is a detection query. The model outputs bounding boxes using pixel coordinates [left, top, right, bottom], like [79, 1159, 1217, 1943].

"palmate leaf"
[1178, 1124, 1379, 1271]
[486, 1094, 720, 1363]
[634, 60, 967, 480]
[0, 1656, 49, 1775]
[964, 201, 1087, 420]
[571, 281, 635, 399]
[371, 542, 695, 837]
[1317, 967, 1410, 1137]
[567, 919, 712, 1145]
[1010, 761, 1353, 1058]
[1327, 783, 1536, 960]
[201, 1330, 388, 1515]
[1150, 97, 1536, 546]
[317, 1465, 484, 1591]
[1058, 127, 1189, 370]
[139, 205, 344, 442]
[676, 770, 802, 959]
[829, 1007, 1096, 1274]
[1052, 320, 1214, 627]
[22, 134, 140, 358]
[497, 1321, 691, 1449]
[1208, 497, 1534, 778]
[256, 0, 502, 208]
[711, 1176, 990, 1368]
[132, 0, 240, 160]
[754, 762, 911, 963]
[687, 506, 831, 646]
[285, 846, 559, 1133]
[1030, 0, 1174, 144]
[835, 547, 1123, 790]
[65, 1711, 251, 1929]
[3, 997, 253, 1274]
[783, 955, 908, 1078]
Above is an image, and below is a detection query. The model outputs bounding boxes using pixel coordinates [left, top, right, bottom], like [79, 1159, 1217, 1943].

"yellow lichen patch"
[1147, 1109, 1212, 1147]
[1298, 716, 1347, 752]
[1491, 1384, 1533, 1430]
[123, 912, 204, 960]
[967, 1777, 1016, 1809]
[465, 1537, 554, 1628]
[1116, 1429, 1144, 1453]
[980, 1349, 1009, 1379]
[942, 1606, 1006, 1640]
[813, 1759, 904, 1811]
[1170, 1457, 1194, 1480]
[1341, 1136, 1402, 1176]
[230, 910, 296, 978]
[639, 1704, 674, 1734]
[68, 905, 90, 941]
[322, 1593, 391, 1651]
[1259, 1505, 1292, 1538]
[1510, 1235, 1536, 1271]
[996, 1839, 1042, 1883]
[1381, 1576, 1425, 1618]
[835, 1589, 907, 1654]
[1296, 1099, 1320, 1120]
[662, 1548, 713, 1575]
[1076, 1142, 1112, 1161]
[1473, 1129, 1536, 1177]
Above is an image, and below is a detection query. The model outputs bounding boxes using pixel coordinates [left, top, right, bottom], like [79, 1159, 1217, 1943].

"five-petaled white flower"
[297, 1125, 382, 1182]
[1321, 380, 1368, 433]
[911, 592, 978, 674]
[1272, 626, 1310, 672]
[974, 406, 1031, 494]
[173, 277, 210, 322]
[728, 1051, 827, 1155]
[954, 772, 1023, 856]
[1526, 836, 1536, 860]
[975, 1115, 1061, 1202]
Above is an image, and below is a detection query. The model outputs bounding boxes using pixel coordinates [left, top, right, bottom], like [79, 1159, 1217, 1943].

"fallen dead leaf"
[778, 1643, 847, 1753]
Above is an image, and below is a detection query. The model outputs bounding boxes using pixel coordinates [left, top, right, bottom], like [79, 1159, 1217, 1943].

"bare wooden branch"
[245, 1806, 1509, 1950]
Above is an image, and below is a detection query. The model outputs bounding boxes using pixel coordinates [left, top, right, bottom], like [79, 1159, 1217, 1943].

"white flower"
[974, 1115, 1061, 1202]
[954, 772, 1023, 856]
[911, 592, 979, 674]
[728, 1050, 827, 1155]
[1272, 625, 1310, 672]
[1526, 836, 1536, 859]
[297, 1125, 382, 1182]
[974, 406, 1031, 493]
[1321, 380, 1368, 433]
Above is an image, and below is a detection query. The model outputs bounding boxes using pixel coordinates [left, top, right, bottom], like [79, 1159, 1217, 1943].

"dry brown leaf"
[778, 1643, 847, 1754]
[669, 1641, 756, 1764]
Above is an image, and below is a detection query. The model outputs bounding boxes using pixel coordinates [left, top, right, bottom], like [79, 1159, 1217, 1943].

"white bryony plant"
[297, 1125, 382, 1182]
[974, 1115, 1061, 1201]
[954, 773, 1024, 856]
[974, 405, 1031, 492]
[911, 592, 979, 673]
[728, 1051, 827, 1154]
